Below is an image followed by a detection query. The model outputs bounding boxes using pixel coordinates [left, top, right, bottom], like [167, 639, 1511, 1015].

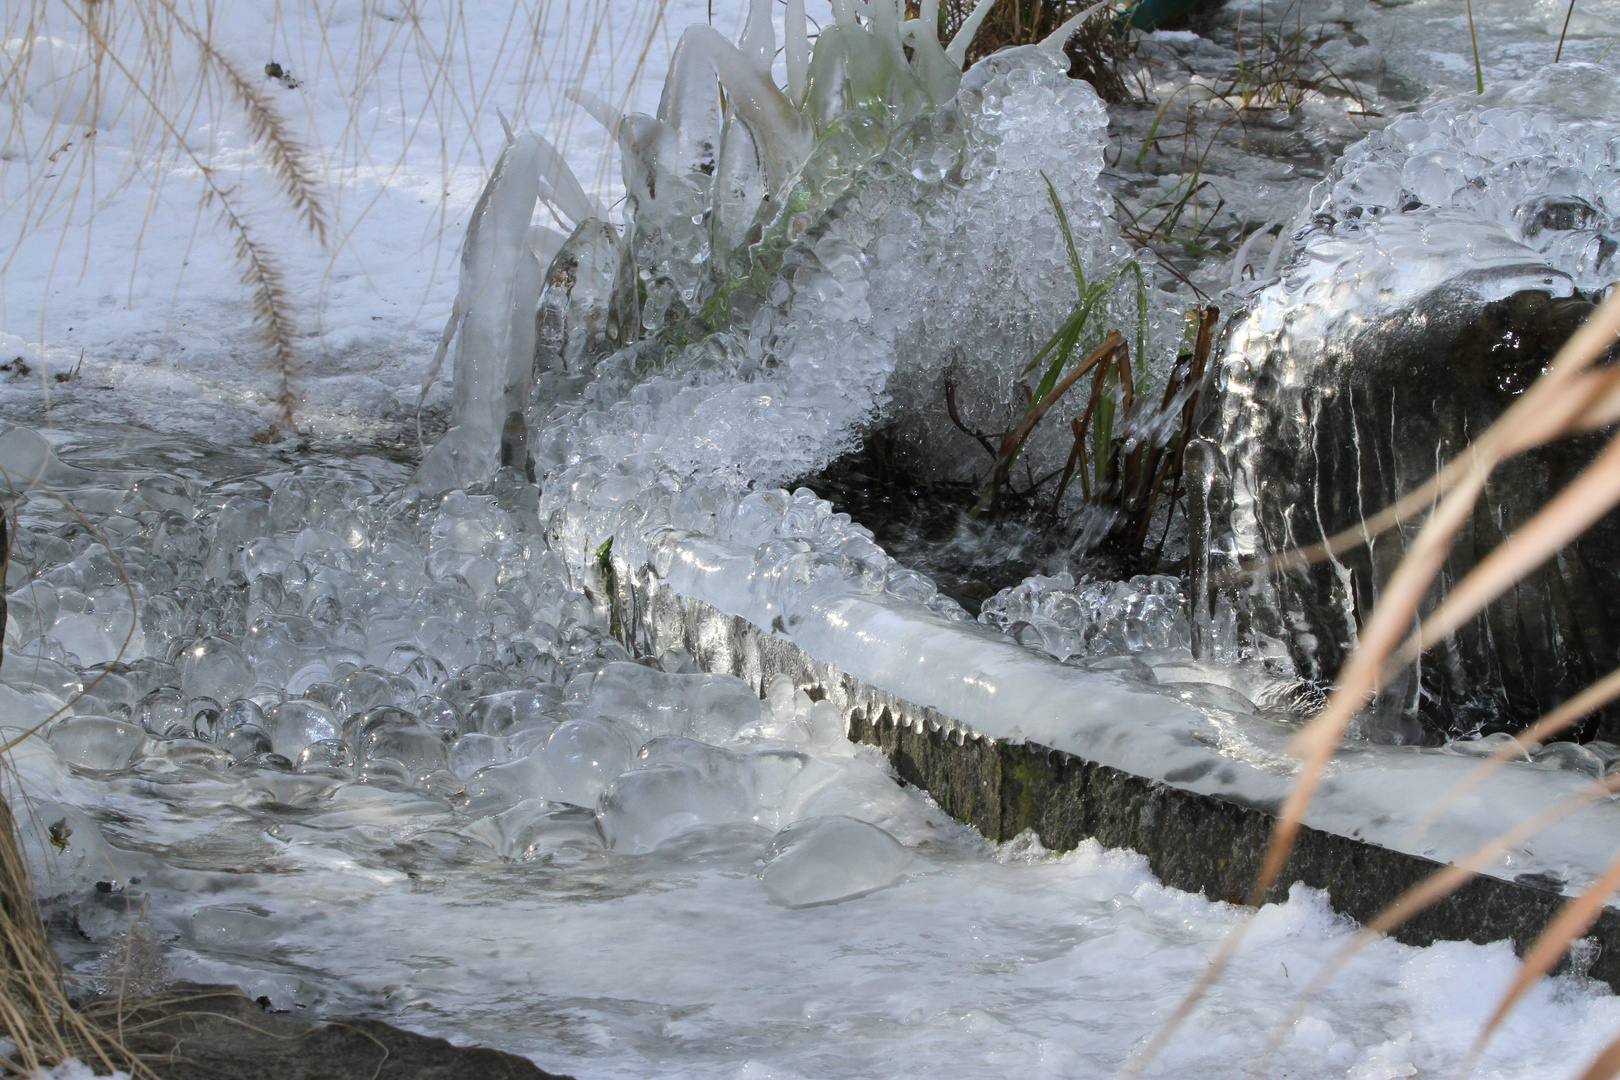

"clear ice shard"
[411, 133, 548, 493]
[759, 815, 911, 906]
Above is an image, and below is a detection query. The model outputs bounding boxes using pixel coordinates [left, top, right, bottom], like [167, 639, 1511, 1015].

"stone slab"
[608, 555, 1620, 990]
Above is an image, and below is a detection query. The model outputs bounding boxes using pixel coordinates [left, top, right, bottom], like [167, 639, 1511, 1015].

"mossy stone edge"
[613, 555, 1620, 991]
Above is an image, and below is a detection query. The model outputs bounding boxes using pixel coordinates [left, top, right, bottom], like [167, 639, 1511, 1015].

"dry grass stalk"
[6, 0, 674, 430]
[0, 790, 150, 1079]
[25, 0, 326, 430]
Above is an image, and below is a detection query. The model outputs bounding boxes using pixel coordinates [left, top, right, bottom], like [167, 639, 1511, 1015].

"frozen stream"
[0, 416, 1614, 1080]
[7, 0, 1620, 1075]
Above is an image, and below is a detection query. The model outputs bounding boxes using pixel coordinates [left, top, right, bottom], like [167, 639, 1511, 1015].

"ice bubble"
[788, 756, 937, 842]
[222, 725, 273, 761]
[0, 650, 82, 699]
[133, 687, 189, 736]
[51, 611, 124, 667]
[449, 732, 510, 777]
[192, 905, 278, 948]
[804, 699, 845, 747]
[597, 763, 751, 853]
[149, 737, 233, 770]
[464, 798, 602, 861]
[1445, 730, 1532, 761]
[468, 687, 559, 735]
[47, 715, 145, 771]
[638, 737, 812, 827]
[190, 706, 224, 741]
[180, 636, 254, 704]
[262, 699, 339, 758]
[214, 496, 271, 547]
[759, 815, 912, 907]
[357, 756, 412, 785]
[343, 704, 417, 747]
[220, 697, 266, 736]
[465, 754, 552, 810]
[296, 738, 354, 777]
[414, 693, 465, 735]
[541, 716, 639, 807]
[1535, 740, 1606, 777]
[360, 721, 451, 779]
[578, 662, 765, 742]
[337, 669, 396, 716]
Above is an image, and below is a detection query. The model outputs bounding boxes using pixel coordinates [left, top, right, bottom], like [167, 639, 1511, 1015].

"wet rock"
[1194, 285, 1620, 742]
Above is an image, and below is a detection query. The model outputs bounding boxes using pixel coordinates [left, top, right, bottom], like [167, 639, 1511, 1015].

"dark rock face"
[111, 984, 575, 1080]
[1192, 284, 1620, 743]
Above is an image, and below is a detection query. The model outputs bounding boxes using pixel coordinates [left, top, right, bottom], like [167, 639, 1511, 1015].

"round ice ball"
[47, 715, 145, 772]
[541, 717, 638, 808]
[597, 763, 749, 853]
[760, 816, 911, 908]
[263, 699, 339, 758]
[180, 636, 253, 705]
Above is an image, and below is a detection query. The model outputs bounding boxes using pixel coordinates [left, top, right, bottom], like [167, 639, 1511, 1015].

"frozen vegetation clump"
[407, 0, 1173, 606]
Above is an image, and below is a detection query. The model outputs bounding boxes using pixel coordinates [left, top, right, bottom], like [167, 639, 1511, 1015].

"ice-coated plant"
[414, 0, 1120, 490]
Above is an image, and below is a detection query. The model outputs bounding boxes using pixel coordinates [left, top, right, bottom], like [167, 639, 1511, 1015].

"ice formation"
[1195, 63, 1620, 739]
[412, 0, 1170, 524]
[977, 571, 1191, 663]
[0, 420, 976, 957]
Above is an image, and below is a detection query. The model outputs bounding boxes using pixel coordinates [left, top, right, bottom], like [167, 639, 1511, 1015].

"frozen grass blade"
[1558, 0, 1579, 63]
[1038, 0, 1112, 52]
[1466, 0, 1484, 93]
[945, 0, 1000, 66]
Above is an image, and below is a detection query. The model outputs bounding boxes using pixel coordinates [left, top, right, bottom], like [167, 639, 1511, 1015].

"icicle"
[739, 0, 776, 78]
[664, 26, 811, 193]
[410, 132, 545, 494]
[532, 224, 569, 274]
[873, 0, 929, 115]
[785, 0, 810, 106]
[658, 30, 725, 181]
[944, 0, 999, 67]
[566, 86, 622, 139]
[903, 18, 961, 103]
[1229, 218, 1283, 290]
[831, 0, 857, 28]
[712, 115, 768, 260]
[534, 219, 620, 380]
[1039, 0, 1111, 52]
[532, 136, 606, 229]
[919, 0, 941, 36]
[1261, 214, 1297, 280]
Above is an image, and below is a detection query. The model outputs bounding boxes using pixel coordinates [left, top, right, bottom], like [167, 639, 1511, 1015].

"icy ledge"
[640, 527, 1620, 913]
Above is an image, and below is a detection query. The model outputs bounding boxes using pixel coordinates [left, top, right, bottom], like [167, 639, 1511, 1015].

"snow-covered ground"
[1, 0, 801, 442]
